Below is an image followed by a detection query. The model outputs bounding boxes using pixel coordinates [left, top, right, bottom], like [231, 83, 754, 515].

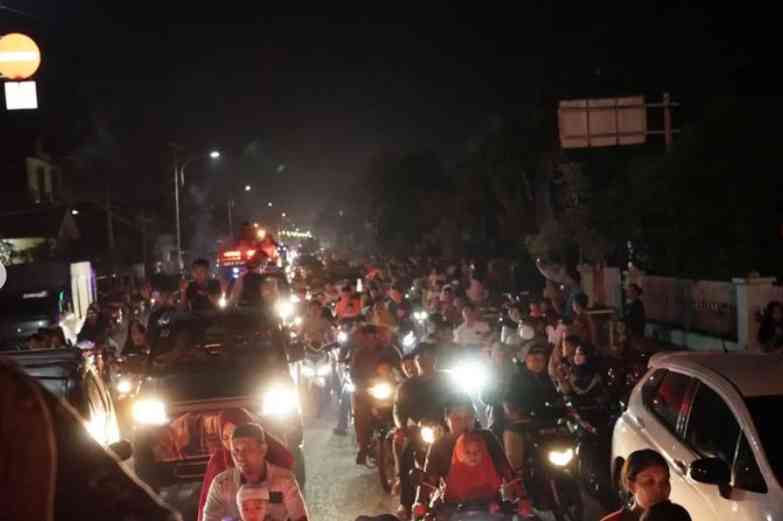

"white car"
[612, 352, 783, 520]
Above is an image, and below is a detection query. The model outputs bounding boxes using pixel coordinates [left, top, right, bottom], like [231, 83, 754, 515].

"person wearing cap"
[203, 423, 308, 521]
[236, 484, 270, 521]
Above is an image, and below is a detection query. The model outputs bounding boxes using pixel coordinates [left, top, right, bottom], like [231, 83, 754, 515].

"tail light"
[223, 250, 241, 260]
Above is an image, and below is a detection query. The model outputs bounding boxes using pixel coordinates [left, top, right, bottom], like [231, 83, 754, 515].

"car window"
[734, 433, 767, 493]
[643, 369, 693, 434]
[685, 382, 740, 465]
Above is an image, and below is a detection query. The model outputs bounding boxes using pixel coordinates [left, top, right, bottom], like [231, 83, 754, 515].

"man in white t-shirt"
[453, 303, 492, 348]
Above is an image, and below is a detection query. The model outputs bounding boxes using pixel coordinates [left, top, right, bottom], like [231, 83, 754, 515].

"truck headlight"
[548, 448, 575, 467]
[368, 382, 393, 400]
[132, 398, 168, 426]
[262, 385, 299, 416]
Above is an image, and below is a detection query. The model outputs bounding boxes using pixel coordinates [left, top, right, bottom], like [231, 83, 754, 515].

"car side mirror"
[690, 457, 730, 487]
[108, 440, 133, 462]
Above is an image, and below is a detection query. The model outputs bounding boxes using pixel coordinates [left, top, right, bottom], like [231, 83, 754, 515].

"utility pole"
[105, 186, 116, 270]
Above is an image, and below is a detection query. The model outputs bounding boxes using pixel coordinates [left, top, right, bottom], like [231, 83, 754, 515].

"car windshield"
[745, 395, 783, 485]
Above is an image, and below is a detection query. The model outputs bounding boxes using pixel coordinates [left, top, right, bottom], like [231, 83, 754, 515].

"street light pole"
[171, 149, 220, 272]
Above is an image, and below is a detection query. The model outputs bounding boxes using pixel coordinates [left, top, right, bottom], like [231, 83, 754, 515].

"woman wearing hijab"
[197, 408, 295, 521]
[444, 432, 503, 505]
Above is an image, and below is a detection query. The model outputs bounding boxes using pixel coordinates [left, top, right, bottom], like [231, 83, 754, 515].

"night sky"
[1, 3, 761, 222]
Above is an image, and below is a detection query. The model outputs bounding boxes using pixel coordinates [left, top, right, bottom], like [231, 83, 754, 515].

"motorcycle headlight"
[276, 300, 295, 320]
[301, 365, 316, 378]
[218, 294, 228, 309]
[337, 331, 348, 344]
[116, 377, 134, 395]
[448, 360, 490, 394]
[403, 331, 416, 348]
[368, 382, 394, 400]
[345, 380, 356, 393]
[262, 385, 299, 416]
[421, 426, 436, 445]
[317, 364, 331, 377]
[132, 398, 168, 426]
[293, 316, 303, 327]
[548, 447, 575, 467]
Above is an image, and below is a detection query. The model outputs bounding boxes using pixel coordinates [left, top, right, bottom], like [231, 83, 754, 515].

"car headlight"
[116, 378, 134, 395]
[421, 426, 436, 444]
[403, 331, 416, 348]
[317, 364, 331, 377]
[132, 398, 168, 426]
[337, 331, 348, 344]
[448, 360, 490, 394]
[548, 448, 575, 467]
[276, 300, 294, 320]
[368, 382, 394, 400]
[262, 385, 299, 416]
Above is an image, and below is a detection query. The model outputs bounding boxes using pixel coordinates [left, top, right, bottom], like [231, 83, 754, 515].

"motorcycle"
[298, 341, 337, 418]
[514, 411, 583, 521]
[563, 397, 622, 511]
[364, 377, 397, 492]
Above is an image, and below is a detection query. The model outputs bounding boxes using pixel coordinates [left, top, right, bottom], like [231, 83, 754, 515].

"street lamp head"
[268, 202, 273, 208]
[209, 150, 221, 159]
[245, 185, 252, 192]
[282, 212, 287, 218]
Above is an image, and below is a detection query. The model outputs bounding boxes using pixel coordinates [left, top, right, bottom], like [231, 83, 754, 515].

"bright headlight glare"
[218, 294, 228, 309]
[450, 361, 489, 393]
[403, 332, 416, 348]
[368, 382, 393, 400]
[277, 300, 294, 319]
[262, 386, 299, 416]
[548, 448, 575, 467]
[345, 381, 356, 393]
[421, 426, 436, 444]
[293, 316, 303, 326]
[132, 398, 168, 426]
[301, 366, 315, 378]
[291, 295, 301, 304]
[337, 331, 348, 344]
[116, 378, 133, 395]
[317, 364, 331, 377]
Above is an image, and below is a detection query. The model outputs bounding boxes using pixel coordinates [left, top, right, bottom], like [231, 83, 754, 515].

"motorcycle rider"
[335, 284, 363, 322]
[413, 395, 527, 518]
[393, 343, 452, 519]
[501, 344, 560, 472]
[349, 324, 401, 465]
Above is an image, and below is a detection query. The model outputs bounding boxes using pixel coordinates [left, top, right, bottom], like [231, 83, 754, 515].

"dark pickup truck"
[130, 307, 306, 491]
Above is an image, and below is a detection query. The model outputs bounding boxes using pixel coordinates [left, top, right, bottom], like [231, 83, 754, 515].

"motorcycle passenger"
[230, 255, 275, 309]
[414, 395, 525, 517]
[561, 343, 605, 400]
[453, 303, 492, 349]
[549, 334, 580, 394]
[202, 423, 308, 521]
[600, 449, 672, 521]
[182, 258, 222, 312]
[350, 324, 402, 465]
[198, 408, 295, 521]
[122, 320, 150, 356]
[301, 300, 332, 346]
